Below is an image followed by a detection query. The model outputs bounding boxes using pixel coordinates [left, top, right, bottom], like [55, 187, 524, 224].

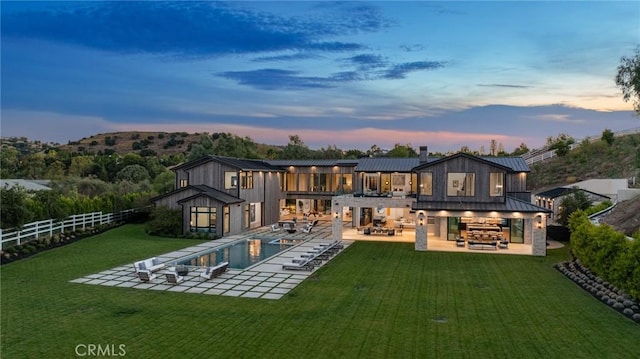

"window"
[419, 172, 433, 196]
[240, 171, 253, 189]
[490, 173, 504, 196]
[311, 173, 328, 191]
[223, 206, 230, 234]
[225, 171, 238, 189]
[285, 172, 295, 191]
[179, 179, 188, 188]
[447, 173, 475, 196]
[190, 207, 216, 232]
[364, 174, 378, 193]
[297, 173, 309, 191]
[245, 204, 250, 229]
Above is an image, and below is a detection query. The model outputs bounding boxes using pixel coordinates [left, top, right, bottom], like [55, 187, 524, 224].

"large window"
[364, 174, 378, 193]
[297, 173, 309, 191]
[447, 173, 475, 196]
[240, 171, 253, 189]
[244, 204, 250, 229]
[419, 172, 433, 196]
[284, 172, 295, 191]
[311, 173, 328, 191]
[190, 207, 216, 232]
[490, 173, 504, 196]
[223, 206, 230, 234]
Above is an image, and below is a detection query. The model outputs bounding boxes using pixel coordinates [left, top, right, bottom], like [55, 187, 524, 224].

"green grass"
[2, 225, 639, 358]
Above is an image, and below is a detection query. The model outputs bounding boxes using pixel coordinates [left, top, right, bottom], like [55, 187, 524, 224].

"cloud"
[252, 53, 319, 62]
[382, 60, 446, 79]
[0, 2, 384, 57]
[525, 114, 585, 123]
[399, 44, 426, 52]
[477, 83, 530, 89]
[217, 69, 334, 90]
[345, 54, 388, 71]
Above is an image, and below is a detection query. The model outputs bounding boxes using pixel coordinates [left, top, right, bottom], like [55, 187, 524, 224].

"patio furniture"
[165, 271, 184, 285]
[137, 270, 156, 282]
[468, 240, 497, 250]
[282, 257, 314, 271]
[134, 257, 165, 273]
[499, 240, 509, 249]
[175, 265, 189, 276]
[456, 237, 465, 247]
[200, 261, 229, 281]
[302, 224, 313, 233]
[271, 224, 281, 232]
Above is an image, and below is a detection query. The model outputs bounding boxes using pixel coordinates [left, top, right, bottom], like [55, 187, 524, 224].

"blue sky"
[1, 1, 639, 152]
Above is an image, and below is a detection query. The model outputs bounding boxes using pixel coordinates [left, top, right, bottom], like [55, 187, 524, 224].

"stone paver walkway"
[70, 220, 351, 300]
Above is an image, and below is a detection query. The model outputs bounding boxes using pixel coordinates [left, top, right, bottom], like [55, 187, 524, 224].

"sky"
[1, 1, 639, 153]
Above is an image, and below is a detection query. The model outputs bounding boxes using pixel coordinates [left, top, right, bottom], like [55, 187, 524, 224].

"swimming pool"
[171, 238, 305, 269]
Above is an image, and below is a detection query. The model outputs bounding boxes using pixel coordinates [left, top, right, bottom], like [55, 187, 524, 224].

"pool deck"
[70, 220, 351, 300]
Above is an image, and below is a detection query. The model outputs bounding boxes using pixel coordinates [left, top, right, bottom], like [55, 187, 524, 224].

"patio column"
[415, 211, 427, 251]
[531, 215, 547, 256]
[332, 200, 343, 242]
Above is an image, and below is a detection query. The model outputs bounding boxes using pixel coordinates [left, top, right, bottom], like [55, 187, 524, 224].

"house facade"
[154, 147, 551, 255]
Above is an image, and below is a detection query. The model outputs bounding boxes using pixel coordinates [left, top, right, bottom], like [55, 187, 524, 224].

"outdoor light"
[536, 215, 543, 229]
[418, 212, 425, 226]
[335, 212, 339, 219]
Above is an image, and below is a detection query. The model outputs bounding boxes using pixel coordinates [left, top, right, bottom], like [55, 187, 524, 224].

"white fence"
[524, 127, 640, 165]
[0, 209, 140, 248]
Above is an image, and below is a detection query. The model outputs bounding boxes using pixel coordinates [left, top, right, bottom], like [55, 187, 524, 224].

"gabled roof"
[177, 185, 244, 205]
[173, 155, 283, 172]
[413, 152, 515, 172]
[535, 187, 610, 200]
[412, 197, 551, 213]
[266, 159, 359, 167]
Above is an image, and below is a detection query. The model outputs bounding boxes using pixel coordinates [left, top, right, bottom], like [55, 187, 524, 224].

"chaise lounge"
[200, 261, 229, 281]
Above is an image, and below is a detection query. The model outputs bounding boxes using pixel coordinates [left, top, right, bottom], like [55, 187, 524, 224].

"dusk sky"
[1, 1, 639, 153]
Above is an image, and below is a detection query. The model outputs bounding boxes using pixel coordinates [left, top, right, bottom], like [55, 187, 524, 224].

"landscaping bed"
[556, 259, 640, 324]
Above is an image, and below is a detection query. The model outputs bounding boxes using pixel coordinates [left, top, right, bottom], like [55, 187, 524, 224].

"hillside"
[528, 133, 640, 191]
[600, 197, 640, 236]
[527, 132, 640, 236]
[58, 131, 280, 157]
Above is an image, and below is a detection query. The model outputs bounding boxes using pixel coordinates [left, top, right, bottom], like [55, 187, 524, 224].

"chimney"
[419, 146, 429, 164]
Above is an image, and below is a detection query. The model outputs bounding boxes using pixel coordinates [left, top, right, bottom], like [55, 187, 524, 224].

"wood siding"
[417, 156, 508, 203]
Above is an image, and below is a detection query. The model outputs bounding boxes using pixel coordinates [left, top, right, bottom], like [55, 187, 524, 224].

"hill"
[58, 131, 280, 157]
[527, 132, 640, 236]
[527, 132, 640, 191]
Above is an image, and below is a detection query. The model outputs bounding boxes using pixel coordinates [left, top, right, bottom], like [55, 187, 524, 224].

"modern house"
[153, 146, 551, 255]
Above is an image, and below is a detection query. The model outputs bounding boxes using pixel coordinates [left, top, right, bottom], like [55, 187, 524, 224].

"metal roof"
[480, 157, 530, 172]
[266, 159, 358, 167]
[412, 197, 551, 213]
[354, 157, 420, 172]
[0, 179, 51, 191]
[177, 185, 244, 205]
[174, 155, 282, 172]
[535, 187, 610, 199]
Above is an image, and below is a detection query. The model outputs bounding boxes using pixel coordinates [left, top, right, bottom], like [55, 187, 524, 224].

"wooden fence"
[0, 209, 141, 249]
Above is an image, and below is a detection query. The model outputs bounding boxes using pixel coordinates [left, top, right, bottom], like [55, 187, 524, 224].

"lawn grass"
[2, 224, 639, 358]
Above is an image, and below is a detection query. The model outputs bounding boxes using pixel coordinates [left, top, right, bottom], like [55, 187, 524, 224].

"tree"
[153, 171, 175, 194]
[546, 133, 575, 157]
[366, 144, 383, 157]
[386, 143, 418, 158]
[116, 164, 150, 183]
[558, 187, 592, 225]
[601, 128, 615, 146]
[511, 143, 530, 156]
[615, 46, 640, 115]
[279, 135, 313, 159]
[0, 185, 32, 228]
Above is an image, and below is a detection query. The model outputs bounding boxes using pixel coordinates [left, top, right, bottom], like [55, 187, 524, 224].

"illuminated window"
[179, 179, 188, 188]
[419, 172, 433, 196]
[490, 173, 504, 196]
[190, 207, 216, 232]
[447, 173, 475, 196]
[241, 171, 253, 189]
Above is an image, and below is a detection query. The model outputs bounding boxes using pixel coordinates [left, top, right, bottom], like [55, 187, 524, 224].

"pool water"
[173, 238, 304, 269]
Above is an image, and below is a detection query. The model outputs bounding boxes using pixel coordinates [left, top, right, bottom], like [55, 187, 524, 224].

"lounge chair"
[137, 270, 156, 282]
[271, 224, 281, 232]
[200, 261, 229, 281]
[165, 271, 184, 285]
[302, 224, 313, 233]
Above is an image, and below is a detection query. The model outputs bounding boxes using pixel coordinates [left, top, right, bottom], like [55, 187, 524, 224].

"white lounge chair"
[165, 271, 184, 285]
[271, 224, 281, 232]
[200, 262, 229, 281]
[301, 224, 313, 233]
[137, 270, 156, 282]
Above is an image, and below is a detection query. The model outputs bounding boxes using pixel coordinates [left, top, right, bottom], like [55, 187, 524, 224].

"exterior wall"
[154, 188, 199, 209]
[506, 172, 527, 192]
[184, 162, 234, 193]
[572, 179, 628, 201]
[417, 156, 508, 203]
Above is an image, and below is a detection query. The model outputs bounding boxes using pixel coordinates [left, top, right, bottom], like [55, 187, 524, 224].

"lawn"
[2, 224, 639, 358]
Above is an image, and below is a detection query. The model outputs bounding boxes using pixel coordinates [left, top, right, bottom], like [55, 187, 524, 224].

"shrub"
[145, 206, 182, 237]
